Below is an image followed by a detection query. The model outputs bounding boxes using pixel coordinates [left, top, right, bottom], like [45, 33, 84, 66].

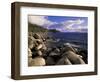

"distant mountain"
[28, 23, 60, 33]
[49, 29, 60, 32]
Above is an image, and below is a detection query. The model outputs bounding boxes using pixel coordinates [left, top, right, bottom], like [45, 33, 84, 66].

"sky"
[28, 15, 88, 33]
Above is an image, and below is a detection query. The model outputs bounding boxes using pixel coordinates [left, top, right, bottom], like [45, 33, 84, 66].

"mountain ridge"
[28, 23, 60, 33]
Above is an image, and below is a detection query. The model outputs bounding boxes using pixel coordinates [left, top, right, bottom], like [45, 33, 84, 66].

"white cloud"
[61, 19, 87, 32]
[63, 26, 87, 32]
[28, 16, 54, 27]
[28, 16, 87, 32]
[74, 19, 84, 24]
[63, 19, 84, 25]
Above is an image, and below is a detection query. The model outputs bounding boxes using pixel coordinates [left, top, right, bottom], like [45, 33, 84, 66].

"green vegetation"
[49, 29, 60, 32]
[28, 23, 48, 32]
[28, 23, 60, 33]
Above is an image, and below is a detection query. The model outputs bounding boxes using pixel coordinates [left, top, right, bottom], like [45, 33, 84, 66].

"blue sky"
[46, 16, 88, 25]
[28, 15, 88, 33]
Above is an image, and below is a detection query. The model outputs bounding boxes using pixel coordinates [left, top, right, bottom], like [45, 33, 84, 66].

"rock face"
[28, 32, 86, 66]
[28, 33, 47, 66]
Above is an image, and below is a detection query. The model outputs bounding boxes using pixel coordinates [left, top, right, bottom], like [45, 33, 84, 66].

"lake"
[48, 32, 87, 50]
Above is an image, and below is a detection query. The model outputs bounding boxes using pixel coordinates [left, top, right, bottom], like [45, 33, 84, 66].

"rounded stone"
[28, 48, 32, 57]
[35, 44, 43, 50]
[33, 33, 41, 39]
[36, 50, 43, 56]
[29, 57, 46, 66]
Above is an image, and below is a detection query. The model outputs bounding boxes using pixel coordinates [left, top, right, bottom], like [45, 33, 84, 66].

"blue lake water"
[49, 32, 87, 49]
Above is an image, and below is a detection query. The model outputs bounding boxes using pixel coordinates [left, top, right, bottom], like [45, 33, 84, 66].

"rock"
[28, 48, 32, 57]
[36, 50, 42, 56]
[49, 52, 58, 56]
[64, 57, 72, 65]
[77, 55, 83, 58]
[35, 44, 43, 50]
[28, 36, 35, 41]
[42, 43, 47, 51]
[63, 44, 76, 53]
[32, 50, 43, 58]
[78, 49, 88, 64]
[47, 48, 52, 51]
[35, 39, 43, 44]
[54, 48, 60, 53]
[63, 51, 85, 64]
[28, 32, 33, 36]
[28, 36, 35, 49]
[56, 56, 72, 65]
[29, 44, 34, 49]
[46, 57, 55, 65]
[28, 57, 33, 66]
[64, 43, 80, 48]
[28, 57, 46, 66]
[33, 33, 41, 39]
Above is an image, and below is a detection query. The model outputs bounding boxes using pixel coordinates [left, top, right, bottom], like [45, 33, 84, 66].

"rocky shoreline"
[28, 32, 87, 66]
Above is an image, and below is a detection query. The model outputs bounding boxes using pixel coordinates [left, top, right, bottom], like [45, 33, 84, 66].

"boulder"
[77, 55, 83, 58]
[35, 39, 43, 44]
[63, 43, 76, 53]
[28, 57, 46, 66]
[33, 33, 41, 39]
[49, 52, 58, 56]
[46, 56, 55, 65]
[63, 51, 85, 64]
[35, 44, 43, 50]
[28, 36, 35, 49]
[28, 48, 32, 57]
[56, 56, 72, 65]
[54, 48, 60, 53]
[36, 50, 43, 56]
[42, 43, 47, 51]
[28, 32, 33, 36]
[29, 44, 34, 49]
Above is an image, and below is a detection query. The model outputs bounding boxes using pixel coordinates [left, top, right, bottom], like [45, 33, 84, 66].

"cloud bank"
[28, 15, 87, 33]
